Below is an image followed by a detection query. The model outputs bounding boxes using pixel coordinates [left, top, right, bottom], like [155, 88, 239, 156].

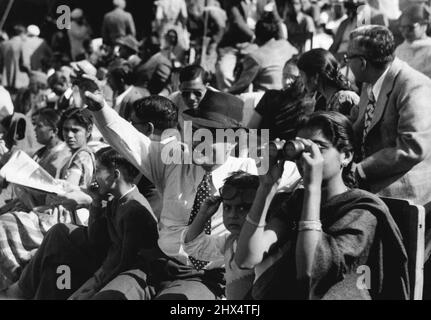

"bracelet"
[246, 215, 266, 228]
[298, 220, 322, 232]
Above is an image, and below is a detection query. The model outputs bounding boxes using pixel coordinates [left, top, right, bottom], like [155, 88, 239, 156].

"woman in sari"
[235, 111, 409, 300]
[0, 108, 95, 290]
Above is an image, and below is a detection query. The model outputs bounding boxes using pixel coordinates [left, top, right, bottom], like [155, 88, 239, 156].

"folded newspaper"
[0, 150, 66, 195]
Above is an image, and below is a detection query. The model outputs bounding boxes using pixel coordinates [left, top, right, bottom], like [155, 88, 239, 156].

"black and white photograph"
[0, 0, 429, 309]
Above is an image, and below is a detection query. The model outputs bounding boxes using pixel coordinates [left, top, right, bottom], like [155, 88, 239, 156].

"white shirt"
[113, 86, 133, 113]
[93, 105, 258, 268]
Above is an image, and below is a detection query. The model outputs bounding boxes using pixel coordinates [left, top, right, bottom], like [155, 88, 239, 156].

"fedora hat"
[182, 90, 244, 129]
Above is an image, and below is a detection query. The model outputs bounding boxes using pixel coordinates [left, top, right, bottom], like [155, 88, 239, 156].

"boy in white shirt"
[184, 171, 259, 300]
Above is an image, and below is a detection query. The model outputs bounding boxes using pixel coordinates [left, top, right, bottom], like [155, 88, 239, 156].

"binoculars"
[269, 140, 306, 161]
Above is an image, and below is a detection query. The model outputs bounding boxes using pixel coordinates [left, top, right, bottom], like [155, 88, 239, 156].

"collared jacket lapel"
[367, 59, 403, 135]
[353, 59, 403, 140]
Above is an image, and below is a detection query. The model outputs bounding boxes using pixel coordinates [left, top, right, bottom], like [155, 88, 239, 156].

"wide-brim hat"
[116, 35, 140, 53]
[182, 90, 245, 130]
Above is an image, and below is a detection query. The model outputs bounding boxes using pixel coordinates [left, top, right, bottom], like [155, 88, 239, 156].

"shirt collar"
[118, 185, 137, 203]
[371, 65, 391, 102]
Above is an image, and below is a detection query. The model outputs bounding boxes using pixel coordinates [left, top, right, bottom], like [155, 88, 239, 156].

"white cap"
[27, 25, 40, 37]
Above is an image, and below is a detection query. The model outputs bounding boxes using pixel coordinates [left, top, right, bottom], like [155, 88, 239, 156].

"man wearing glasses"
[395, 4, 431, 79]
[345, 24, 431, 207]
[168, 65, 245, 132]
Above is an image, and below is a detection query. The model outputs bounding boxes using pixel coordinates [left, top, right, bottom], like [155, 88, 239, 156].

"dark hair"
[224, 171, 259, 190]
[255, 11, 279, 43]
[58, 108, 93, 141]
[297, 49, 352, 91]
[350, 25, 395, 69]
[296, 111, 357, 188]
[96, 147, 139, 183]
[179, 65, 209, 83]
[399, 4, 430, 25]
[33, 108, 61, 132]
[133, 96, 178, 131]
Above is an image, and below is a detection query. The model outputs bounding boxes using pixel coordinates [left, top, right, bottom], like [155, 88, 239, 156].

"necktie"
[188, 172, 212, 235]
[361, 86, 376, 158]
[188, 171, 213, 270]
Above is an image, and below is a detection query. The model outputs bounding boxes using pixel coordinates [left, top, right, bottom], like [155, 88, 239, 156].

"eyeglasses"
[399, 22, 421, 32]
[219, 185, 257, 204]
[344, 54, 366, 64]
[181, 90, 204, 98]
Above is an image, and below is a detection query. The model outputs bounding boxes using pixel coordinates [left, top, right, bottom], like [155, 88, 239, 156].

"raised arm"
[85, 92, 154, 181]
[235, 160, 287, 269]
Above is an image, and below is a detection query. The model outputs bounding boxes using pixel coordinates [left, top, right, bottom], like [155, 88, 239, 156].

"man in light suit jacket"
[102, 0, 136, 46]
[346, 24, 431, 206]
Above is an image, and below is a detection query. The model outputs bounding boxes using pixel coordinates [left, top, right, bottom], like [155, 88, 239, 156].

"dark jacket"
[89, 187, 159, 288]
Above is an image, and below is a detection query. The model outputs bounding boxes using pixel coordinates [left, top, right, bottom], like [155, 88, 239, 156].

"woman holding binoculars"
[235, 111, 408, 300]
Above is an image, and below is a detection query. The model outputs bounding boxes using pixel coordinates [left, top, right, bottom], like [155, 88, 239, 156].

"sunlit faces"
[62, 119, 91, 151]
[34, 117, 56, 145]
[179, 77, 208, 110]
[295, 127, 352, 183]
[222, 196, 252, 235]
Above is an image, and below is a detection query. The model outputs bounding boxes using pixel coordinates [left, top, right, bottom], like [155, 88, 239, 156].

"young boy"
[183, 171, 259, 300]
[3, 147, 158, 299]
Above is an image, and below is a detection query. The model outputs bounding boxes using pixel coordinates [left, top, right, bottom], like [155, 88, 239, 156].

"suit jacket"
[353, 58, 431, 206]
[102, 8, 136, 45]
[89, 187, 158, 287]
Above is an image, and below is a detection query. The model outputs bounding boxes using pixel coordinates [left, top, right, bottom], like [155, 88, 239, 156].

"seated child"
[183, 171, 259, 300]
[2, 147, 159, 300]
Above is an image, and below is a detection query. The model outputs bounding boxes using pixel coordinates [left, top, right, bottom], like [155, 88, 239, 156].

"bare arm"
[235, 160, 287, 269]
